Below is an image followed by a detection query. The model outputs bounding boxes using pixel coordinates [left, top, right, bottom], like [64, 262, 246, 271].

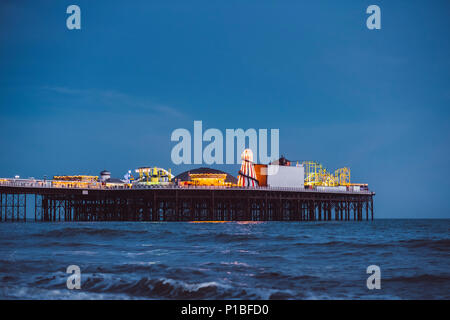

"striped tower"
[237, 149, 259, 187]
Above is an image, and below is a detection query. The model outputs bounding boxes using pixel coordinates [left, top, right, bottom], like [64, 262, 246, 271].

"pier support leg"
[366, 199, 369, 221]
[359, 202, 362, 221]
[12, 193, 16, 222]
[346, 200, 350, 221]
[328, 202, 332, 221]
[34, 194, 37, 221]
[371, 197, 374, 221]
[318, 202, 322, 221]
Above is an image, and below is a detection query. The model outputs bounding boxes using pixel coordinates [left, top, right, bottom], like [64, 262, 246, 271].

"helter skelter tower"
[237, 149, 259, 187]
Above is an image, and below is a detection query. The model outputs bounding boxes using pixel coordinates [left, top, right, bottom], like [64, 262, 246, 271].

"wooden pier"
[0, 185, 374, 222]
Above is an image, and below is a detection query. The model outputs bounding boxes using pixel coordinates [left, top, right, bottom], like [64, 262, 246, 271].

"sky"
[0, 0, 449, 218]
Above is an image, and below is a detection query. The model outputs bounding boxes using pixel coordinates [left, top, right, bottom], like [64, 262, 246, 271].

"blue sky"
[0, 0, 449, 218]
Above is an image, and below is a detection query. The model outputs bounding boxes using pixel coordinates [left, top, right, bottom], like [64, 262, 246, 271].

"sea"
[0, 219, 448, 300]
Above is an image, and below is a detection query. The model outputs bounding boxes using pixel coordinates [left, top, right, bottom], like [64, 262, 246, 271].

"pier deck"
[0, 180, 374, 222]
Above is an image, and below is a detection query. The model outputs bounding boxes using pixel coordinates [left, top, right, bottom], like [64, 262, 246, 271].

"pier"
[0, 179, 374, 222]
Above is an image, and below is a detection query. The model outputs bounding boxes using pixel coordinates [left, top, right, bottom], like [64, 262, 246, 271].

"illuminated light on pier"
[238, 149, 259, 187]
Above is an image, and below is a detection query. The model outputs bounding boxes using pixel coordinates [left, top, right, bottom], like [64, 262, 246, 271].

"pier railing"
[0, 178, 373, 194]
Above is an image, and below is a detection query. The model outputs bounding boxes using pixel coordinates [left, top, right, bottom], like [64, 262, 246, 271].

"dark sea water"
[0, 219, 448, 300]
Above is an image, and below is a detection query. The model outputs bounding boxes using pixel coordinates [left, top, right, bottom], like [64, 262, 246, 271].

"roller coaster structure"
[303, 161, 351, 187]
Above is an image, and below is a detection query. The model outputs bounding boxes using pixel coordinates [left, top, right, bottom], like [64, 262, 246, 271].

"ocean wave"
[291, 238, 450, 251]
[0, 259, 50, 273]
[0, 285, 130, 300]
[80, 275, 230, 299]
[255, 271, 317, 281]
[385, 274, 450, 284]
[90, 262, 169, 274]
[185, 232, 262, 243]
[272, 234, 304, 241]
[397, 238, 450, 250]
[1, 275, 18, 282]
[83, 275, 304, 299]
[38, 241, 109, 248]
[220, 261, 251, 267]
[34, 227, 147, 238]
[27, 270, 300, 299]
[292, 240, 387, 248]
